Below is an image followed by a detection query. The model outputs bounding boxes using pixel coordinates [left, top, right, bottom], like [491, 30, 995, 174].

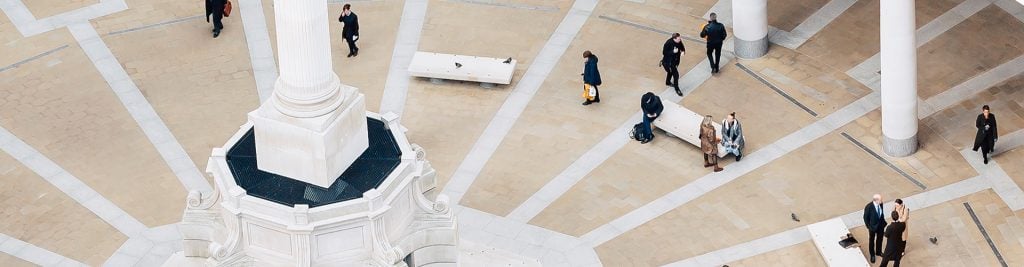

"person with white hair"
[863, 194, 888, 263]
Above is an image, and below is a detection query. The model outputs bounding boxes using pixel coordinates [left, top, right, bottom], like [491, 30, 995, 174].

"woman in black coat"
[582, 50, 602, 105]
[973, 105, 998, 164]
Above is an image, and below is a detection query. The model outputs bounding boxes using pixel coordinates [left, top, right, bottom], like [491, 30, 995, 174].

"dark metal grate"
[226, 118, 402, 208]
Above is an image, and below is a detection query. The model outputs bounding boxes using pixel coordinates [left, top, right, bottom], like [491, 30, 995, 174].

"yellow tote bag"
[582, 83, 595, 101]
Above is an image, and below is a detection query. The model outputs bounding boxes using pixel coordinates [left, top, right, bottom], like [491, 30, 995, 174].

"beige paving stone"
[768, 0, 828, 32]
[924, 74, 1024, 150]
[91, 0, 205, 35]
[401, 0, 569, 194]
[0, 252, 34, 267]
[23, 0, 97, 20]
[1001, 148, 1024, 193]
[104, 19, 259, 178]
[917, 5, 1024, 99]
[0, 44, 185, 227]
[0, 152, 125, 265]
[849, 190, 1024, 267]
[797, 0, 961, 71]
[740, 45, 872, 118]
[0, 15, 75, 72]
[843, 109, 977, 189]
[603, 0, 718, 37]
[725, 241, 826, 267]
[595, 133, 918, 266]
[460, 0, 702, 216]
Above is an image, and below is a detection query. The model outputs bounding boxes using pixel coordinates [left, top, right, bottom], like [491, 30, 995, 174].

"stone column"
[249, 0, 369, 187]
[732, 0, 768, 59]
[880, 0, 918, 157]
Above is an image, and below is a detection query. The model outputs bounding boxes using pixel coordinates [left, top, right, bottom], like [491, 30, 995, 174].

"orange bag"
[224, 0, 232, 17]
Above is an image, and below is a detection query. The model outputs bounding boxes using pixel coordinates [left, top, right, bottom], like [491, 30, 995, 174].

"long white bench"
[807, 218, 870, 267]
[408, 51, 517, 88]
[652, 100, 727, 157]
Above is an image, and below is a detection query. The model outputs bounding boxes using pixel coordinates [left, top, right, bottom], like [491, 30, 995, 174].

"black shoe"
[674, 88, 683, 96]
[666, 81, 673, 86]
[347, 52, 354, 57]
[870, 256, 876, 263]
[582, 101, 592, 105]
[736, 155, 741, 161]
[973, 148, 979, 151]
[984, 157, 989, 164]
[213, 30, 221, 38]
[640, 139, 650, 144]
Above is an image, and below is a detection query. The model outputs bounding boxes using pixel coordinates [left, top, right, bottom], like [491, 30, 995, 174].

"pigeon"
[791, 213, 800, 222]
[503, 57, 513, 64]
[929, 237, 938, 244]
[455, 62, 462, 68]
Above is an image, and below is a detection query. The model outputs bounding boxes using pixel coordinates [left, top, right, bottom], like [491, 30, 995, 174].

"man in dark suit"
[662, 33, 686, 96]
[863, 194, 887, 263]
[339, 4, 360, 57]
[699, 12, 727, 74]
[205, 0, 227, 38]
[880, 211, 906, 267]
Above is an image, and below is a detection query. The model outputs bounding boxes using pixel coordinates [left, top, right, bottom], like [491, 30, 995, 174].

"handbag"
[588, 84, 597, 98]
[224, 0, 232, 17]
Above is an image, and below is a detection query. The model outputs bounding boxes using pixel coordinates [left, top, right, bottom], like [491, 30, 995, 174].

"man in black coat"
[640, 92, 664, 144]
[973, 105, 998, 164]
[662, 33, 686, 96]
[863, 194, 887, 263]
[700, 13, 727, 74]
[205, 0, 227, 38]
[880, 211, 906, 267]
[339, 4, 360, 57]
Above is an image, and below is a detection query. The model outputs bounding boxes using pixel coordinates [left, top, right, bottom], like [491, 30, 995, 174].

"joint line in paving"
[840, 132, 926, 190]
[447, 0, 560, 12]
[441, 0, 600, 204]
[106, 14, 203, 36]
[0, 0, 127, 37]
[238, 0, 279, 103]
[0, 232, 88, 266]
[378, 0, 428, 117]
[0, 44, 68, 73]
[735, 62, 818, 117]
[596, 15, 706, 44]
[68, 22, 212, 194]
[963, 202, 1009, 267]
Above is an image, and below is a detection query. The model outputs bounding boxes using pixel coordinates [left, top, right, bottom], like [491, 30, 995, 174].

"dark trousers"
[212, 9, 224, 31]
[344, 35, 358, 54]
[868, 229, 884, 257]
[641, 114, 659, 141]
[706, 45, 722, 70]
[663, 64, 679, 87]
[880, 254, 902, 267]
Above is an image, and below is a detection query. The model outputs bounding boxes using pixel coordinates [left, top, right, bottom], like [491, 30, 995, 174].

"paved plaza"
[2, 0, 1024, 266]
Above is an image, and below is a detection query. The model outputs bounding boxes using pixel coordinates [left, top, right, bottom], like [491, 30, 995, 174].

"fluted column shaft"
[272, 0, 343, 118]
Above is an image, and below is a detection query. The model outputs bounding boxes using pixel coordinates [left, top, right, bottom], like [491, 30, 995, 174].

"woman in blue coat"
[582, 50, 602, 105]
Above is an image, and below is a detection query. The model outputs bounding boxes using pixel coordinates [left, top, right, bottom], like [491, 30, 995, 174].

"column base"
[883, 134, 918, 157]
[734, 36, 768, 59]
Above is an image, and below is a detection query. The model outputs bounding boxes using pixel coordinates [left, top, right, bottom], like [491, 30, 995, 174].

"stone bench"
[807, 218, 870, 267]
[652, 100, 726, 157]
[408, 51, 517, 88]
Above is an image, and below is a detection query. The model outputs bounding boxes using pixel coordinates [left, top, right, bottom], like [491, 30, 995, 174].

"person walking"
[700, 115, 723, 172]
[721, 112, 745, 161]
[662, 33, 686, 96]
[880, 211, 907, 267]
[582, 50, 602, 105]
[639, 92, 664, 144]
[862, 194, 887, 263]
[700, 13, 727, 74]
[339, 4, 360, 57]
[205, 0, 227, 38]
[973, 105, 998, 164]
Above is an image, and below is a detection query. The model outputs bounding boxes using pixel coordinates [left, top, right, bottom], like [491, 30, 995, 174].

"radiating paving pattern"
[2, 0, 1024, 266]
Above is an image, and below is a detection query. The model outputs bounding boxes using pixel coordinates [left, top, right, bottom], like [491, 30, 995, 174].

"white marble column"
[732, 0, 768, 59]
[880, 0, 918, 157]
[249, 0, 369, 187]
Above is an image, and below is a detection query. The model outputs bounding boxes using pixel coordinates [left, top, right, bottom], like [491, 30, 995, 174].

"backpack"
[630, 122, 650, 141]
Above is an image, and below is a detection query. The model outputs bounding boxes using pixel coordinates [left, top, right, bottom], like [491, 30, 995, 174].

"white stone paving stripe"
[704, 0, 732, 25]
[847, 0, 993, 90]
[920, 55, 1024, 118]
[442, 0, 600, 204]
[0, 125, 147, 237]
[456, 205, 600, 266]
[993, 129, 1024, 156]
[238, 0, 278, 103]
[0, 0, 126, 37]
[103, 224, 183, 267]
[961, 148, 1024, 211]
[67, 22, 212, 194]
[379, 0, 428, 117]
[507, 57, 729, 223]
[0, 233, 89, 267]
[997, 0, 1024, 22]
[769, 0, 857, 49]
[580, 91, 882, 247]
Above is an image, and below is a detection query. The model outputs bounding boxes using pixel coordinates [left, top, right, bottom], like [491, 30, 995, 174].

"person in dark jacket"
[582, 50, 602, 105]
[205, 0, 227, 38]
[863, 194, 887, 263]
[880, 211, 906, 267]
[700, 12, 727, 74]
[640, 92, 664, 144]
[339, 4, 360, 57]
[972, 105, 998, 164]
[662, 33, 686, 96]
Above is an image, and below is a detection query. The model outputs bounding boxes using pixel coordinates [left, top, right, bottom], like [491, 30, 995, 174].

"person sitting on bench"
[639, 92, 664, 144]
